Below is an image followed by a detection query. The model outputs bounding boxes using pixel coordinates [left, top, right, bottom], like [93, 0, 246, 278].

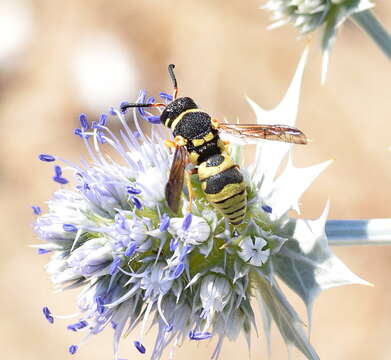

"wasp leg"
[221, 139, 231, 154]
[185, 171, 194, 213]
[211, 118, 220, 130]
[164, 135, 187, 149]
[188, 167, 198, 175]
[164, 139, 177, 148]
[174, 135, 187, 147]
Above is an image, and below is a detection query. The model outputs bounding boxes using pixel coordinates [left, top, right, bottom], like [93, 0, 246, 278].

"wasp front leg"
[185, 171, 193, 213]
[164, 135, 187, 150]
[163, 139, 177, 149]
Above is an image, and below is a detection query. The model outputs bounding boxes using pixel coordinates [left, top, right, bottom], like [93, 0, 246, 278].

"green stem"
[352, 10, 391, 60]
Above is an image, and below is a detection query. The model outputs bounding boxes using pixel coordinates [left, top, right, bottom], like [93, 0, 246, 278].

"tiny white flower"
[140, 263, 173, 299]
[239, 236, 270, 266]
[168, 215, 211, 245]
[200, 275, 232, 325]
[67, 237, 113, 277]
[109, 212, 150, 252]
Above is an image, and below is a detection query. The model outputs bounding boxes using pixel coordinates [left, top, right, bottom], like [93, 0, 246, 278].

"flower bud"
[67, 238, 113, 276]
[169, 216, 210, 245]
[200, 275, 232, 317]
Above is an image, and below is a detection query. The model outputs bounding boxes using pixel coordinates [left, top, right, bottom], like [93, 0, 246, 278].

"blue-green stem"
[326, 219, 391, 246]
[352, 10, 391, 61]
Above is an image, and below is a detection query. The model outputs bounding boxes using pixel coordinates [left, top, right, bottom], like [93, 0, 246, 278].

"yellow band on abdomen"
[198, 152, 247, 225]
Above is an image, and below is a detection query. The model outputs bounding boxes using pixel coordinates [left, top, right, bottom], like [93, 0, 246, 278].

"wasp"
[121, 65, 307, 225]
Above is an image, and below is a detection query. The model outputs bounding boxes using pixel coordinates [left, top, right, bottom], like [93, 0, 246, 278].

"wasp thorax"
[160, 97, 198, 128]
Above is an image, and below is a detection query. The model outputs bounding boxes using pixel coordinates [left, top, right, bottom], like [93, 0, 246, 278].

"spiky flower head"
[33, 49, 368, 360]
[263, 0, 374, 80]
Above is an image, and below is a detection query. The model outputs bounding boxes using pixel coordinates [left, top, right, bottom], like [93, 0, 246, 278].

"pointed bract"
[273, 203, 370, 327]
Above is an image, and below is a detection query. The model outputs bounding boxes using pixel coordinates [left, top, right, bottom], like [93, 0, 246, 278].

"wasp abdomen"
[198, 153, 247, 225]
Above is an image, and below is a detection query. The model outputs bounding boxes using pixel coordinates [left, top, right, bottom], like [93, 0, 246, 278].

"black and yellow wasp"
[121, 65, 307, 225]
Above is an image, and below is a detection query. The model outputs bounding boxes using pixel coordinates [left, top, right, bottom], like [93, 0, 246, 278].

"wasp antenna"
[168, 64, 177, 88]
[168, 64, 179, 100]
[120, 103, 166, 112]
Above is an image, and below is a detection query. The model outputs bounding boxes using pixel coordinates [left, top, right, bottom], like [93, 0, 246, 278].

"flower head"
[263, 0, 374, 81]
[33, 50, 367, 360]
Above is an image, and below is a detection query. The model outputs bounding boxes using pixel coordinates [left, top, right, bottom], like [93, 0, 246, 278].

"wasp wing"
[218, 123, 307, 145]
[165, 146, 188, 214]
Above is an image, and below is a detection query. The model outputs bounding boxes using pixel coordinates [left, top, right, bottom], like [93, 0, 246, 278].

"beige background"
[1, 0, 391, 359]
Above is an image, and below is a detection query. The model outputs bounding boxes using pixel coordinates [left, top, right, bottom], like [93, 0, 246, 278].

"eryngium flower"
[33, 50, 368, 360]
[263, 0, 374, 80]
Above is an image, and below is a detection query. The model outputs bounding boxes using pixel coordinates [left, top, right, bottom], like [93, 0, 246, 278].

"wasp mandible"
[121, 65, 307, 225]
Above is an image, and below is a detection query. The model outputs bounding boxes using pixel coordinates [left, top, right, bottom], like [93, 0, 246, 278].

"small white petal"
[250, 248, 270, 266]
[253, 236, 267, 249]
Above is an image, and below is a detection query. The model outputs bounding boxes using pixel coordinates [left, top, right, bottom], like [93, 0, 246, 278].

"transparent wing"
[218, 123, 307, 145]
[165, 146, 188, 214]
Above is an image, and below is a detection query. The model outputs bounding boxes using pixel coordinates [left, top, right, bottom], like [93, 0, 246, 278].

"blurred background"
[1, 0, 391, 359]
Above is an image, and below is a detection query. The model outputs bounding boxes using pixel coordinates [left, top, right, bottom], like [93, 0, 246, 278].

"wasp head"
[160, 97, 198, 127]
